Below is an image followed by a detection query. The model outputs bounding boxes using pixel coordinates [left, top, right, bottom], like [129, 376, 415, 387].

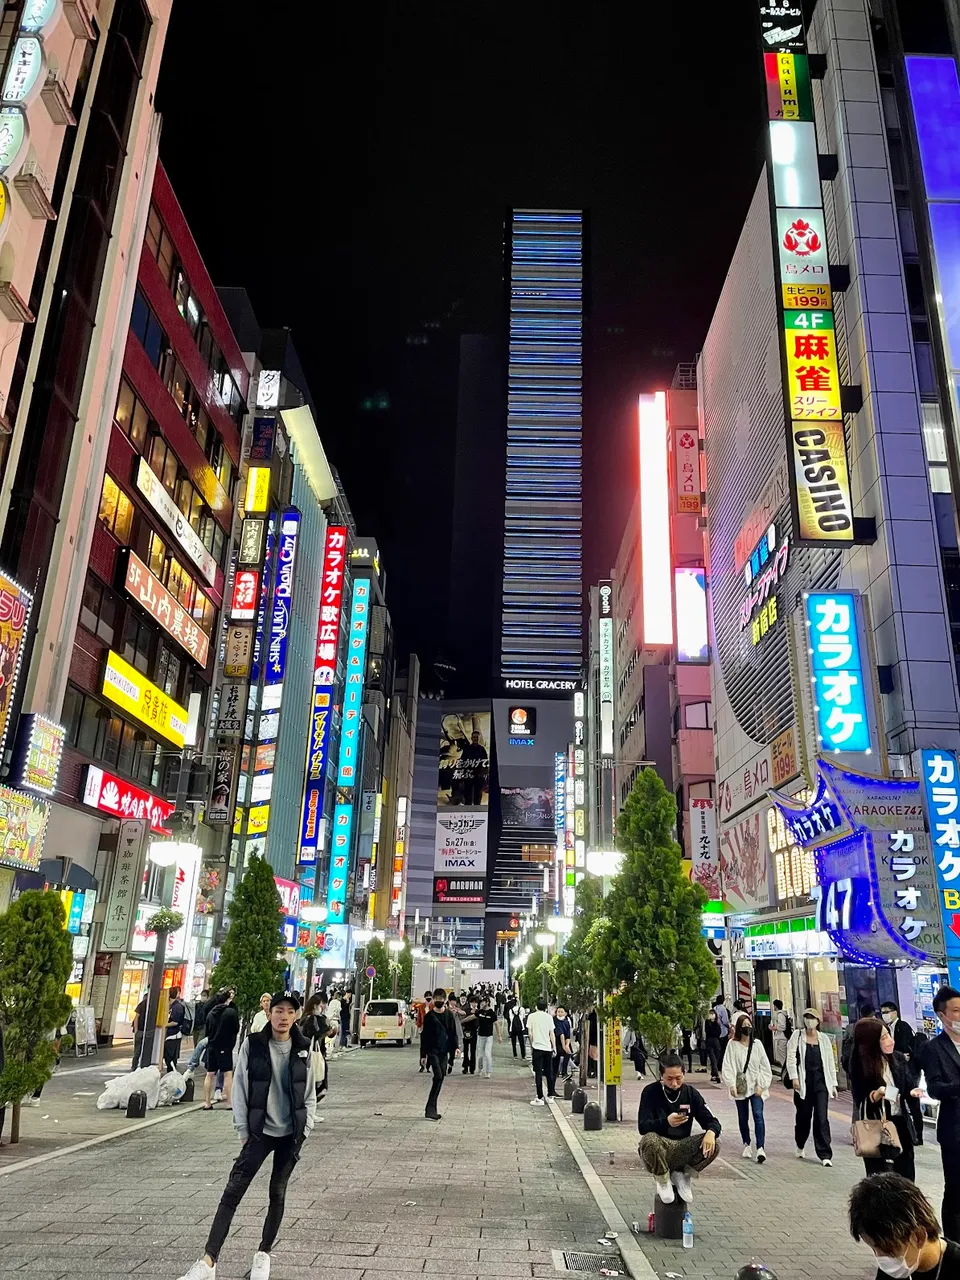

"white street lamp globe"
[586, 849, 623, 877]
[388, 938, 404, 953]
[534, 932, 555, 947]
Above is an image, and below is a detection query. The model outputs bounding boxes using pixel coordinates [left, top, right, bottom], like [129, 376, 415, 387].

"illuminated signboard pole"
[755, 2, 856, 546]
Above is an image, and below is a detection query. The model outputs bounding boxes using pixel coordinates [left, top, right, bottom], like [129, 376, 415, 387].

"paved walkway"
[0, 1041, 609, 1280]
[565, 1066, 946, 1280]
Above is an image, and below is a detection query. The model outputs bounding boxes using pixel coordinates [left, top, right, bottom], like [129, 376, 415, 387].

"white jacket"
[721, 1037, 773, 1100]
[785, 1030, 838, 1099]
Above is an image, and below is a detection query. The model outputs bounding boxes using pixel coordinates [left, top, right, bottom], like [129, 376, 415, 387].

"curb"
[548, 1099, 658, 1280]
[0, 1101, 205, 1178]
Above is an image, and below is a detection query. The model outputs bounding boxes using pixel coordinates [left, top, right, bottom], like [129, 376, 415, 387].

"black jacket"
[848, 1049, 919, 1143]
[208, 1003, 239, 1050]
[638, 1081, 721, 1141]
[245, 1025, 310, 1144]
[888, 1017, 917, 1056]
[420, 1009, 449, 1059]
[921, 1032, 960, 1137]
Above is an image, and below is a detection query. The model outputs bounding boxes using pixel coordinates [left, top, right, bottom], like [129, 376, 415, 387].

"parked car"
[359, 998, 416, 1047]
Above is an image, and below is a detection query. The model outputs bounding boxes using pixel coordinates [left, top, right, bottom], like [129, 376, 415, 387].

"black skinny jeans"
[425, 1053, 445, 1116]
[511, 1029, 526, 1058]
[205, 1133, 299, 1262]
[462, 1036, 477, 1074]
[706, 1038, 723, 1079]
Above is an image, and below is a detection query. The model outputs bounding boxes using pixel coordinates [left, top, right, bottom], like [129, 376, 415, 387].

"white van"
[359, 998, 415, 1047]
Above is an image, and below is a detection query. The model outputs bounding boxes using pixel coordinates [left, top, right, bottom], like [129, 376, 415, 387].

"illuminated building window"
[98, 474, 133, 543]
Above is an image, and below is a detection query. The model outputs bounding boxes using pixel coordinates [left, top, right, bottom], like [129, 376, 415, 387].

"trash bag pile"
[96, 1065, 185, 1110]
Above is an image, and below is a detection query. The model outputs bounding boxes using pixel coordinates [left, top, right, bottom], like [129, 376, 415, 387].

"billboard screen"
[438, 709, 490, 808]
[675, 568, 709, 663]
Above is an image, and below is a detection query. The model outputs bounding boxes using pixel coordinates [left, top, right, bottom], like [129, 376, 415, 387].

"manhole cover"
[563, 1253, 622, 1272]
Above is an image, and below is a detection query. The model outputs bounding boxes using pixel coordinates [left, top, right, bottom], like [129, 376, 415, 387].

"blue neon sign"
[265, 509, 300, 686]
[804, 591, 871, 754]
[326, 802, 353, 923]
[250, 518, 276, 683]
[336, 578, 371, 788]
[921, 748, 960, 988]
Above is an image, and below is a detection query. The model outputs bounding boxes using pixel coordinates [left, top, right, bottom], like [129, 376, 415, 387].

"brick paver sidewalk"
[0, 1040, 611, 1280]
[560, 1067, 946, 1280]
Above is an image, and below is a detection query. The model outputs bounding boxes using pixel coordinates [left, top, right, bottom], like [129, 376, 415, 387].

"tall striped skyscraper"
[500, 209, 584, 685]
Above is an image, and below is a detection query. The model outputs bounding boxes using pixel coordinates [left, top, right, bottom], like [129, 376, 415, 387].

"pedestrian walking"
[527, 997, 557, 1105]
[704, 1008, 723, 1082]
[461, 997, 478, 1074]
[771, 999, 791, 1068]
[638, 1053, 721, 1205]
[623, 1025, 647, 1079]
[326, 992, 341, 1054]
[786, 1006, 837, 1166]
[678, 1025, 694, 1072]
[508, 1002, 527, 1059]
[301, 993, 329, 1102]
[721, 1011, 772, 1163]
[554, 1005, 573, 1080]
[339, 992, 352, 1047]
[848, 1016, 919, 1182]
[445, 995, 464, 1073]
[163, 985, 189, 1073]
[421, 988, 450, 1120]
[881, 1001, 925, 1146]
[916, 986, 960, 1240]
[713, 996, 730, 1039]
[130, 990, 148, 1070]
[251, 993, 272, 1034]
[203, 989, 239, 1110]
[192, 988, 211, 1045]
[849, 1172, 960, 1279]
[176, 992, 316, 1280]
[476, 997, 501, 1077]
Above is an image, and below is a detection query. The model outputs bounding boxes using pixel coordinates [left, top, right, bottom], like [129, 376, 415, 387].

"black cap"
[270, 991, 302, 1011]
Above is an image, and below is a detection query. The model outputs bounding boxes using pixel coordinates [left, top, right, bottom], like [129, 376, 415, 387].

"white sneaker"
[485, 1072, 492, 1078]
[250, 1251, 271, 1280]
[655, 1179, 675, 1204]
[741, 1144, 753, 1159]
[530, 1097, 546, 1106]
[182, 1068, 194, 1081]
[212, 1089, 224, 1103]
[821, 1158, 833, 1167]
[672, 1172, 694, 1204]
[796, 1148, 805, 1159]
[177, 1261, 215, 1280]
[756, 1147, 766, 1164]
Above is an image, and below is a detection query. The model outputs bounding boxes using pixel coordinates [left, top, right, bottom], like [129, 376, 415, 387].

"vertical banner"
[690, 797, 721, 900]
[920, 749, 960, 989]
[598, 582, 614, 757]
[336, 577, 371, 787]
[298, 526, 347, 865]
[755, 2, 855, 546]
[101, 820, 147, 951]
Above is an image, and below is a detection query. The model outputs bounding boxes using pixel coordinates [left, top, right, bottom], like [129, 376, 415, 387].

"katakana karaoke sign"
[920, 749, 960, 985]
[771, 760, 944, 965]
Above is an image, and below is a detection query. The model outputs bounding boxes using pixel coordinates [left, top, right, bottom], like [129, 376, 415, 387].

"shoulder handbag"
[735, 1040, 754, 1095]
[850, 1099, 902, 1160]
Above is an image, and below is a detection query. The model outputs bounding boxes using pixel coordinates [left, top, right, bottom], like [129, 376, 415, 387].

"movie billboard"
[438, 709, 490, 808]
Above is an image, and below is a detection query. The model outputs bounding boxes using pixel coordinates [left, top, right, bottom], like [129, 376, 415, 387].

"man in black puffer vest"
[177, 992, 316, 1280]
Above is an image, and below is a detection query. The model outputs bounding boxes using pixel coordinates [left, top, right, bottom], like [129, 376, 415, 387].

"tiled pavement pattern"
[0, 1042, 609, 1280]
[568, 1067, 948, 1280]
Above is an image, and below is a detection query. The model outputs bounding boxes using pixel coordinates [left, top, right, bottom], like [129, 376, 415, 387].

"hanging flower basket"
[145, 907, 184, 935]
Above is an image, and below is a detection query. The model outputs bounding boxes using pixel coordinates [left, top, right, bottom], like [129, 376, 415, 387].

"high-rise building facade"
[501, 208, 584, 688]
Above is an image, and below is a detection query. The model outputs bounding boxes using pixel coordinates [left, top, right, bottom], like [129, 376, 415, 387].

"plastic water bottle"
[682, 1212, 694, 1249]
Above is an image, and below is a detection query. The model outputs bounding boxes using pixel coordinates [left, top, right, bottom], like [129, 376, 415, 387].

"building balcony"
[41, 72, 76, 126]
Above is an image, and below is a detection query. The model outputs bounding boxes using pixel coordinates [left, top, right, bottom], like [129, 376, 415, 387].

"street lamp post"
[389, 937, 404, 997]
[586, 848, 626, 1123]
[534, 931, 555, 999]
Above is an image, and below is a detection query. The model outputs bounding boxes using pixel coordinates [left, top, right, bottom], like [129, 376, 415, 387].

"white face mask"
[882, 1012, 896, 1025]
[949, 1019, 960, 1035]
[875, 1243, 920, 1278]
[803, 1016, 818, 1028]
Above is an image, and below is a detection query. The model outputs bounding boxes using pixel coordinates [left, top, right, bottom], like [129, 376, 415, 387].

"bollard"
[563, 1076, 576, 1100]
[181, 1077, 195, 1103]
[571, 1087, 588, 1114]
[734, 1268, 778, 1280]
[583, 1100, 603, 1130]
[126, 1089, 147, 1119]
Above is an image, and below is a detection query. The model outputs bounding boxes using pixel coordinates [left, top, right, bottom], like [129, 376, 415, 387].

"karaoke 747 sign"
[921, 749, 960, 987]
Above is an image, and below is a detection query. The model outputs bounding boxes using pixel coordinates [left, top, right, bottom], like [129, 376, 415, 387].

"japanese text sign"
[921, 749, 960, 984]
[102, 650, 188, 748]
[100, 819, 147, 950]
[230, 569, 260, 622]
[758, 0, 805, 53]
[674, 428, 701, 515]
[791, 422, 854, 542]
[783, 311, 842, 420]
[326, 802, 353, 922]
[10, 713, 64, 796]
[82, 765, 175, 834]
[124, 551, 210, 667]
[136, 458, 217, 586]
[336, 577, 371, 788]
[0, 570, 32, 759]
[805, 592, 872, 754]
[299, 525, 348, 864]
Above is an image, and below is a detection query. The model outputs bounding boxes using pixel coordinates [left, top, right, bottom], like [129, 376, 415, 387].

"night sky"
[157, 3, 767, 677]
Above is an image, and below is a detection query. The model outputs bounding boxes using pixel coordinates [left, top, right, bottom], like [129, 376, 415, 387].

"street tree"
[211, 854, 286, 1026]
[549, 873, 603, 1013]
[0, 890, 73, 1142]
[365, 938, 393, 998]
[592, 768, 716, 1063]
